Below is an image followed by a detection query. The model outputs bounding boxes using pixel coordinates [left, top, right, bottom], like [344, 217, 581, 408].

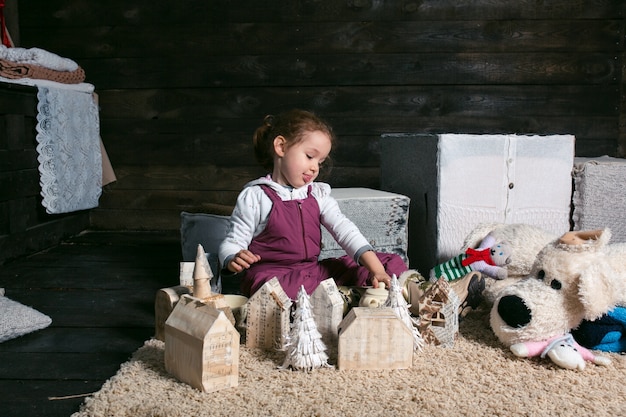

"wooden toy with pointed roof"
[155, 244, 234, 341]
[310, 278, 344, 349]
[162, 244, 240, 392]
[245, 277, 292, 350]
[337, 306, 414, 370]
[416, 277, 459, 347]
[190, 244, 234, 323]
[164, 294, 239, 393]
[383, 274, 424, 352]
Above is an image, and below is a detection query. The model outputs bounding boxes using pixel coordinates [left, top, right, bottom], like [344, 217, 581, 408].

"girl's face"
[272, 130, 332, 188]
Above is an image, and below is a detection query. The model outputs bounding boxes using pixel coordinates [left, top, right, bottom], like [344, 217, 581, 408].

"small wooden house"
[164, 295, 239, 393]
[310, 278, 345, 349]
[417, 278, 459, 348]
[245, 277, 292, 350]
[337, 307, 413, 370]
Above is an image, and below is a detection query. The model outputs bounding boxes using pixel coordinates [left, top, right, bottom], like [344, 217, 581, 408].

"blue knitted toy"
[573, 306, 626, 353]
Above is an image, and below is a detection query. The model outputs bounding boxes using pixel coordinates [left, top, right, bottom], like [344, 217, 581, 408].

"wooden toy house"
[310, 278, 345, 349]
[337, 307, 414, 370]
[245, 277, 292, 350]
[164, 294, 239, 393]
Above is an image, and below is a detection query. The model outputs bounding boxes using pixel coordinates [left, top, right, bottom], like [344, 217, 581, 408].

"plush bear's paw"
[510, 343, 529, 357]
[495, 268, 508, 280]
[593, 355, 611, 366]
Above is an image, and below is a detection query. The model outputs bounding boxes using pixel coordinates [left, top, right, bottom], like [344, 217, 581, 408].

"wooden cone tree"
[193, 244, 213, 299]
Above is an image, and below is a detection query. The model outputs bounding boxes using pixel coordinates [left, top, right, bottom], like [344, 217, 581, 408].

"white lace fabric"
[35, 86, 102, 214]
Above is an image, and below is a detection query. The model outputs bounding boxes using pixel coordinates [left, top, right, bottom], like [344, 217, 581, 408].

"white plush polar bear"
[490, 229, 626, 369]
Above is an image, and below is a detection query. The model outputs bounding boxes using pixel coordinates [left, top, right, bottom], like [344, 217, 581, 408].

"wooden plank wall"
[14, 0, 626, 231]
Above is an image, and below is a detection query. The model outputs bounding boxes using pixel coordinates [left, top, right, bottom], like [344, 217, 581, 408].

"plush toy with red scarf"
[431, 233, 512, 281]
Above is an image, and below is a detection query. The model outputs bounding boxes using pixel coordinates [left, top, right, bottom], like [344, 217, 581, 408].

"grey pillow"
[180, 212, 233, 293]
[180, 211, 231, 262]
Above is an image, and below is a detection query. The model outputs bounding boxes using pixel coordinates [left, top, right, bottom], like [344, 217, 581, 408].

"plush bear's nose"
[497, 295, 532, 328]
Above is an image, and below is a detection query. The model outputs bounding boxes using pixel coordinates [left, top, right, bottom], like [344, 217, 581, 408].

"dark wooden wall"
[11, 0, 626, 233]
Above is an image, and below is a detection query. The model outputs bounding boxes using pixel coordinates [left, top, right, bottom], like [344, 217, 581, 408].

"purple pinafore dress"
[241, 185, 407, 299]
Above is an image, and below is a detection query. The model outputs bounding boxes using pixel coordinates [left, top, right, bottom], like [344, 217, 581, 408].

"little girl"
[218, 109, 408, 299]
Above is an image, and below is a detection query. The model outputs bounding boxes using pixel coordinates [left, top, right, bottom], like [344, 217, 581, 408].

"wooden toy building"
[245, 277, 292, 350]
[337, 307, 414, 370]
[310, 278, 345, 350]
[155, 244, 234, 341]
[164, 295, 240, 393]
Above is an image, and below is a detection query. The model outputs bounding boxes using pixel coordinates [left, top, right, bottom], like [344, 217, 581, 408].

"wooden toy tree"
[383, 274, 424, 351]
[280, 286, 333, 371]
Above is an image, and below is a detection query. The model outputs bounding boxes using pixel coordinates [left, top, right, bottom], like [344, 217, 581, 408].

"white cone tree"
[279, 286, 333, 371]
[383, 274, 424, 351]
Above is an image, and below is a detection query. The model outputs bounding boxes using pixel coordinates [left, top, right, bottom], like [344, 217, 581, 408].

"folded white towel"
[0, 45, 78, 72]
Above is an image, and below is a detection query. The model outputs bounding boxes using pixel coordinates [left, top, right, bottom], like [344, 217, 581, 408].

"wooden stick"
[48, 392, 94, 400]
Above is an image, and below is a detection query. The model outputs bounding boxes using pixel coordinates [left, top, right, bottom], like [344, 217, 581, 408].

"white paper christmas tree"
[279, 286, 333, 371]
[383, 274, 424, 351]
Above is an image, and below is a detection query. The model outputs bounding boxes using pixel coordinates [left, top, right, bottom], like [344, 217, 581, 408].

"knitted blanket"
[0, 58, 85, 84]
[572, 156, 626, 243]
[436, 134, 574, 262]
[0, 289, 52, 343]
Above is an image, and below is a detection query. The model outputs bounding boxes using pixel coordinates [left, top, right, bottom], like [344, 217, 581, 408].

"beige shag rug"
[72, 306, 626, 417]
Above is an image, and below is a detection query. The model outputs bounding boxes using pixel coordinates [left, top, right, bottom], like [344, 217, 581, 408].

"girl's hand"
[359, 250, 391, 288]
[227, 249, 261, 273]
[370, 272, 392, 289]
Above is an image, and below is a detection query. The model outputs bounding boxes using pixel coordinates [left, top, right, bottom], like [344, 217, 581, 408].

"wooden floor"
[0, 230, 181, 417]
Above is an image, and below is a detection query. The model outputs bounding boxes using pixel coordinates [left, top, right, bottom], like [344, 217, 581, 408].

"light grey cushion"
[180, 211, 231, 262]
[180, 211, 240, 293]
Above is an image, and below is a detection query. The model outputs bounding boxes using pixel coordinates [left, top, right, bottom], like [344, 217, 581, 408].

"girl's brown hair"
[253, 109, 335, 177]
